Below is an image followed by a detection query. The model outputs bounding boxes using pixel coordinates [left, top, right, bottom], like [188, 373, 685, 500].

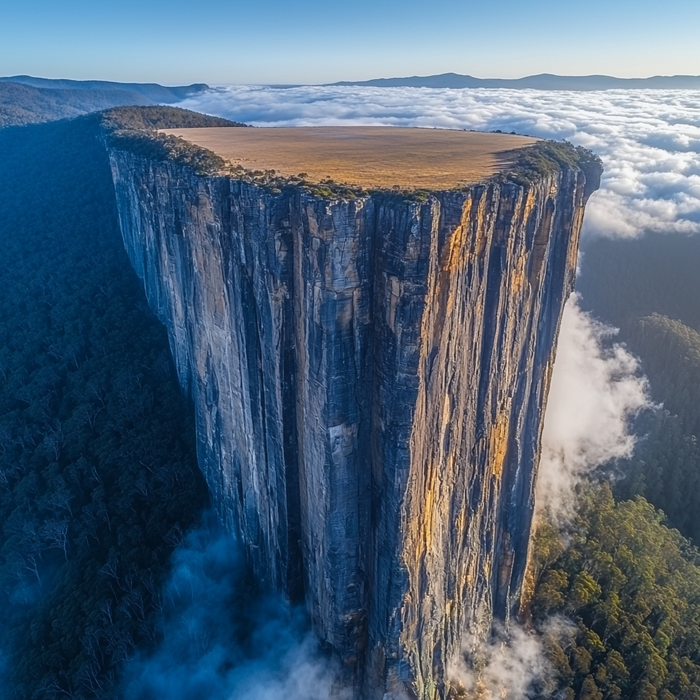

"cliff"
[106, 122, 601, 699]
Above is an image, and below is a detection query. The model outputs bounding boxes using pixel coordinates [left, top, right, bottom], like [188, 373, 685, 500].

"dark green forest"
[612, 315, 700, 544]
[0, 116, 209, 698]
[0, 78, 213, 129]
[526, 232, 700, 700]
[577, 235, 700, 545]
[532, 485, 700, 700]
[0, 82, 150, 128]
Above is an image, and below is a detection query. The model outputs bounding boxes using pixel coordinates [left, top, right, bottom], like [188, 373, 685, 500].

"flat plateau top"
[160, 126, 538, 189]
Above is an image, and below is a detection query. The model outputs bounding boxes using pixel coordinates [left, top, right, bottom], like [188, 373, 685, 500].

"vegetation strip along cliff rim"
[100, 106, 602, 197]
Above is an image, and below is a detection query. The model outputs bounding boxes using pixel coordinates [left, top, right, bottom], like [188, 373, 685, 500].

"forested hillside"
[0, 76, 208, 103]
[526, 232, 700, 699]
[625, 315, 700, 437]
[604, 314, 700, 544]
[0, 77, 212, 128]
[533, 485, 700, 700]
[0, 82, 150, 128]
[0, 117, 208, 698]
[577, 234, 700, 546]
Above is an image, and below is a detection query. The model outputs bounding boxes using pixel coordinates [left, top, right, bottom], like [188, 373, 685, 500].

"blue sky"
[1, 0, 699, 84]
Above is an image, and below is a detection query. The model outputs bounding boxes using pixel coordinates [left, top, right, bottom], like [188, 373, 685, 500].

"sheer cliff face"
[109, 150, 597, 699]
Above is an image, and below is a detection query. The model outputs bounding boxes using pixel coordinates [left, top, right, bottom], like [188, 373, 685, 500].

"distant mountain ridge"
[331, 72, 700, 90]
[0, 77, 212, 128]
[0, 82, 150, 127]
[0, 75, 209, 103]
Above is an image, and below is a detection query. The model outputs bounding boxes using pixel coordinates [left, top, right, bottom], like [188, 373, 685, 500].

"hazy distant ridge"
[0, 75, 209, 103]
[331, 72, 700, 90]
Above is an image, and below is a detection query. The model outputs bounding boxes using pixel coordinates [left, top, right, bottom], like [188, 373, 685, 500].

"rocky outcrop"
[108, 146, 599, 699]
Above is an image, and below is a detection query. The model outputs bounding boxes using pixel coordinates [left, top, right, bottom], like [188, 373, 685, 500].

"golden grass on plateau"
[160, 126, 538, 190]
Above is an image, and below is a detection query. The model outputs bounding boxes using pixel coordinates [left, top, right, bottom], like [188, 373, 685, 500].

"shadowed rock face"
[108, 142, 598, 699]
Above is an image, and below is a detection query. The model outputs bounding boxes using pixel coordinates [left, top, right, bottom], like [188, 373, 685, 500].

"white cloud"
[449, 622, 558, 699]
[538, 296, 651, 522]
[177, 85, 700, 239]
[121, 522, 350, 700]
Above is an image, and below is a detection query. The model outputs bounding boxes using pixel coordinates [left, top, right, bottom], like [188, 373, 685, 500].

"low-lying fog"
[179, 85, 700, 240]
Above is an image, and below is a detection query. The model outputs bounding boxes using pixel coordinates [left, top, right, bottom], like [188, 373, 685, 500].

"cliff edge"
[104, 109, 602, 699]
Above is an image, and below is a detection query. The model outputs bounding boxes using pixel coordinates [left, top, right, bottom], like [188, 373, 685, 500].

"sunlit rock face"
[108, 148, 598, 699]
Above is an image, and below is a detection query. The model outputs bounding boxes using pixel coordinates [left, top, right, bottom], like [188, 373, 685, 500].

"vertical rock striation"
[108, 144, 599, 699]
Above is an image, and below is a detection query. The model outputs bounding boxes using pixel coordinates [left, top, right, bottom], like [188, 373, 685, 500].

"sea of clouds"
[178, 83, 667, 513]
[179, 85, 700, 239]
[168, 86, 695, 696]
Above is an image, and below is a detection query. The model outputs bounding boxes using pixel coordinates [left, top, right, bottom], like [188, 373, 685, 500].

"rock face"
[108, 146, 599, 699]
